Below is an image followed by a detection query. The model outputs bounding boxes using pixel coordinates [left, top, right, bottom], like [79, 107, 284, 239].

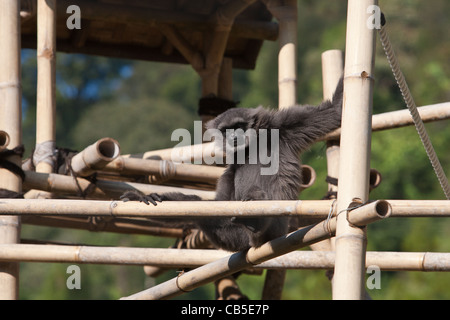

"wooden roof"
[20, 0, 278, 69]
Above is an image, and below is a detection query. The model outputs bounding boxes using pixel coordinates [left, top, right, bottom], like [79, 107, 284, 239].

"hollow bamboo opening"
[0, 131, 10, 151]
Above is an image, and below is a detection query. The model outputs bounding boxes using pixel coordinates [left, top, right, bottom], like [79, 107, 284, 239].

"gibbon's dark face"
[206, 108, 258, 153]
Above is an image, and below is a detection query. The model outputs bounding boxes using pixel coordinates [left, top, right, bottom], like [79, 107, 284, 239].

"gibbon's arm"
[273, 77, 343, 153]
[214, 165, 236, 200]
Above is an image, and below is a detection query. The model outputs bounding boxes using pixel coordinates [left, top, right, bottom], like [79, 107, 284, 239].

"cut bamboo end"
[299, 164, 316, 191]
[70, 137, 120, 176]
[347, 200, 392, 227]
[0, 131, 10, 151]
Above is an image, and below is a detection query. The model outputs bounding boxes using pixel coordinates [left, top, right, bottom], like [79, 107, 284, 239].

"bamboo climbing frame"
[0, 0, 449, 300]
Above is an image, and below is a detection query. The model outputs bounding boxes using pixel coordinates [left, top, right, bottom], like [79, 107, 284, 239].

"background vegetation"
[19, 0, 449, 299]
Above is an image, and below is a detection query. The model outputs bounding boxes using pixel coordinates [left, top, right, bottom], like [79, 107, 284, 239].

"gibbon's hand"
[120, 190, 162, 206]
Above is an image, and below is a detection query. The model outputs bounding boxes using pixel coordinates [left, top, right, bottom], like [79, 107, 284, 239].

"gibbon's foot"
[120, 190, 162, 206]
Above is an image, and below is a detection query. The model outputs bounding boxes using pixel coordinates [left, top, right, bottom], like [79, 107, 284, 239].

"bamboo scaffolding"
[70, 137, 120, 176]
[0, 0, 22, 300]
[1, 244, 449, 272]
[22, 170, 215, 200]
[333, 0, 378, 300]
[121, 200, 390, 300]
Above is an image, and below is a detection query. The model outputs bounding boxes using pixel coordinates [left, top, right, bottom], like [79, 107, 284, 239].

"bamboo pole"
[0, 198, 335, 218]
[22, 171, 216, 200]
[121, 200, 390, 300]
[0, 0, 22, 300]
[310, 50, 344, 254]
[21, 216, 184, 238]
[102, 156, 315, 190]
[2, 244, 449, 272]
[35, 0, 56, 174]
[103, 157, 223, 184]
[0, 198, 447, 218]
[323, 102, 450, 141]
[70, 138, 120, 176]
[333, 0, 378, 300]
[264, 0, 297, 108]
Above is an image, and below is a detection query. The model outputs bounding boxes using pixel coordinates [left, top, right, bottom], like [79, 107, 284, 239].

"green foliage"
[19, 0, 449, 299]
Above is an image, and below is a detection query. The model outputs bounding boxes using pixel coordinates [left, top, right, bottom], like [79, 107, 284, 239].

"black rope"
[0, 188, 23, 199]
[322, 175, 338, 200]
[0, 145, 25, 181]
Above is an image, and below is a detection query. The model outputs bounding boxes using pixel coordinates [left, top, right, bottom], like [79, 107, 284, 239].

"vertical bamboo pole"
[267, 0, 298, 108]
[0, 0, 22, 299]
[332, 0, 377, 300]
[26, 0, 57, 200]
[309, 50, 343, 255]
[35, 0, 56, 174]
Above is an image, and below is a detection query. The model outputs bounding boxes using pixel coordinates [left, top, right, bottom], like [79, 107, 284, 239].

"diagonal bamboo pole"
[121, 200, 390, 300]
[333, 0, 378, 300]
[70, 137, 120, 176]
[0, 0, 22, 299]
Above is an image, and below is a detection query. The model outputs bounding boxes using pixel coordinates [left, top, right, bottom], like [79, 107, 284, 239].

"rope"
[0, 145, 25, 181]
[378, 13, 450, 199]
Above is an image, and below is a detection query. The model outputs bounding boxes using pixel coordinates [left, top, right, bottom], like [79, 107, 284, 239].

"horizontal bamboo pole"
[388, 200, 450, 217]
[324, 102, 450, 141]
[0, 198, 448, 218]
[22, 171, 215, 200]
[103, 157, 223, 184]
[121, 200, 390, 299]
[0, 198, 335, 218]
[102, 158, 316, 189]
[1, 244, 449, 272]
[21, 216, 184, 238]
[70, 138, 120, 176]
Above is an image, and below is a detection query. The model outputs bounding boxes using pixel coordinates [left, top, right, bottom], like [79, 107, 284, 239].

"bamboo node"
[38, 47, 55, 60]
[0, 81, 22, 89]
[176, 270, 192, 293]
